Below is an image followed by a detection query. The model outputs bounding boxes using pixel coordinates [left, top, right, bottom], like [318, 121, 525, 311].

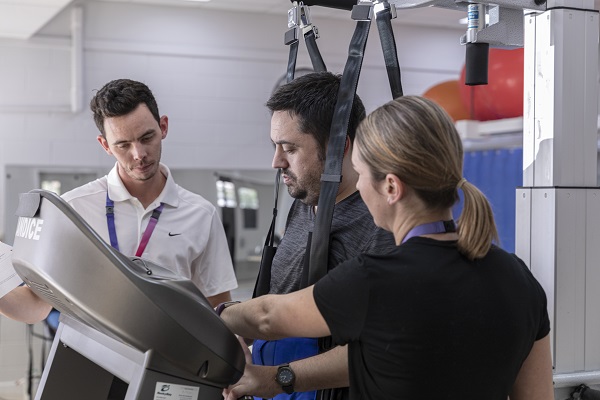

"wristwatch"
[275, 364, 295, 394]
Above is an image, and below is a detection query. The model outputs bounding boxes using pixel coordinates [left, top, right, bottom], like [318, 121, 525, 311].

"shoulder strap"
[308, 1, 402, 286]
[307, 9, 372, 286]
[375, 2, 403, 98]
[252, 169, 282, 298]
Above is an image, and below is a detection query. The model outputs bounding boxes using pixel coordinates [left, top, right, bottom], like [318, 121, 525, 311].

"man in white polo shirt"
[62, 79, 237, 307]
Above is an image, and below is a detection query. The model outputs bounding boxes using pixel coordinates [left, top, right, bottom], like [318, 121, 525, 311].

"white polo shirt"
[62, 163, 237, 298]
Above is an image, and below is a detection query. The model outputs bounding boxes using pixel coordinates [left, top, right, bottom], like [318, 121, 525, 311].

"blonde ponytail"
[456, 181, 499, 260]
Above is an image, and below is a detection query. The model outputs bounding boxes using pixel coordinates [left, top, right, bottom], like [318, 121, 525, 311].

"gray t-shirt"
[269, 191, 397, 294]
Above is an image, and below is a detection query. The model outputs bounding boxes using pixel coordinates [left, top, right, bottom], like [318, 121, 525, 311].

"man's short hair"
[90, 79, 160, 136]
[266, 72, 366, 155]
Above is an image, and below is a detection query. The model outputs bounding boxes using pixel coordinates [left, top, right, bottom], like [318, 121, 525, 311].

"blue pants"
[252, 337, 319, 400]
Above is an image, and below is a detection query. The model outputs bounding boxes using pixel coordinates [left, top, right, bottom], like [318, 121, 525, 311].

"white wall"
[0, 1, 465, 240]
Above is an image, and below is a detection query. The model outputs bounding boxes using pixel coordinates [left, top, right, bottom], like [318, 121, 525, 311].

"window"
[41, 180, 62, 195]
[238, 187, 259, 229]
[238, 187, 259, 210]
[216, 179, 237, 208]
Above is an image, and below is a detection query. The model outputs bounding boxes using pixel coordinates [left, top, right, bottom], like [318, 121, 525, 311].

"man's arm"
[0, 286, 52, 324]
[220, 286, 330, 340]
[224, 343, 348, 400]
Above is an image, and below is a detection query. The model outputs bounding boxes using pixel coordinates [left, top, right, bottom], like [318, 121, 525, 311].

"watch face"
[277, 368, 294, 385]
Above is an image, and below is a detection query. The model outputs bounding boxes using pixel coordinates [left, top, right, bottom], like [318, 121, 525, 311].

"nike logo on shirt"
[168, 232, 181, 237]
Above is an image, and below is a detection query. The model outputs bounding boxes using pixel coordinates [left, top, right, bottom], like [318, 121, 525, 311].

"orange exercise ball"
[422, 80, 471, 122]
[458, 48, 524, 121]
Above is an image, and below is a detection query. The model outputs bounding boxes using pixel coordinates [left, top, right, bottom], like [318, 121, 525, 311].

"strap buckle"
[321, 173, 342, 183]
[151, 209, 161, 219]
[288, 2, 320, 38]
[351, 3, 373, 21]
[352, 0, 397, 21]
[373, 1, 397, 19]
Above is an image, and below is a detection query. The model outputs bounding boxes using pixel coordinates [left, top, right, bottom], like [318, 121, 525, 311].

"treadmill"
[11, 189, 245, 400]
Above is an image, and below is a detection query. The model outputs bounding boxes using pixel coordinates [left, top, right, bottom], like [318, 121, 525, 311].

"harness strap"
[375, 2, 403, 98]
[307, 13, 372, 286]
[253, 169, 282, 298]
[286, 35, 299, 83]
[303, 27, 327, 72]
[308, 1, 404, 286]
[286, 2, 327, 81]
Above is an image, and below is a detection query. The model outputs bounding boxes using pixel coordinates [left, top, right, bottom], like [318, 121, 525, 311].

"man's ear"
[160, 115, 169, 140]
[97, 135, 112, 155]
[343, 137, 351, 156]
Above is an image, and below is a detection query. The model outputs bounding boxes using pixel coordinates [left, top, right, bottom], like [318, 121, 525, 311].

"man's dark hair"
[90, 79, 160, 136]
[266, 72, 366, 157]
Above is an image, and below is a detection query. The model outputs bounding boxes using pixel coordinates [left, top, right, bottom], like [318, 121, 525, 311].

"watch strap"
[215, 301, 240, 316]
[276, 363, 295, 394]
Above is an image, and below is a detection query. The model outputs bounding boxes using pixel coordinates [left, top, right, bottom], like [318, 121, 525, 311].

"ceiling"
[0, 0, 74, 39]
[0, 0, 467, 39]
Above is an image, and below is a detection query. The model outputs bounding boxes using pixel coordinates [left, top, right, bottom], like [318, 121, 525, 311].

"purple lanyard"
[401, 220, 456, 244]
[105, 194, 165, 257]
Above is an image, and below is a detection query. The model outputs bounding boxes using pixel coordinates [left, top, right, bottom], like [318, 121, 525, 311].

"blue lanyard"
[105, 193, 164, 256]
[401, 220, 456, 244]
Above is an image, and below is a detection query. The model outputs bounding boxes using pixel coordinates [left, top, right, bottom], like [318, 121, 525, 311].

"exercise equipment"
[11, 190, 245, 400]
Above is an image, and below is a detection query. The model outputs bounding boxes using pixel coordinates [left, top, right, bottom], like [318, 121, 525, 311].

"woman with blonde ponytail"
[220, 96, 553, 400]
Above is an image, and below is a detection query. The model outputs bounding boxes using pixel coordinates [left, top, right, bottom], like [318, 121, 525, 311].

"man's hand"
[223, 337, 282, 400]
[0, 286, 51, 324]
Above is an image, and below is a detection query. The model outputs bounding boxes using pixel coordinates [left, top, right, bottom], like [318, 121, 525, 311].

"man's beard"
[284, 169, 320, 206]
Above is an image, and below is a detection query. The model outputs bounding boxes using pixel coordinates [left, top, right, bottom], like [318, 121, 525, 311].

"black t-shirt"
[313, 237, 550, 400]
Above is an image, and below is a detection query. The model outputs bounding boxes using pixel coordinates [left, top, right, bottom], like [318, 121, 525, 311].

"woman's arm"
[220, 286, 330, 340]
[509, 334, 554, 400]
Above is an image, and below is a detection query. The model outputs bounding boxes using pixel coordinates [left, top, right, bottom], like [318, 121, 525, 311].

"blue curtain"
[452, 148, 523, 253]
